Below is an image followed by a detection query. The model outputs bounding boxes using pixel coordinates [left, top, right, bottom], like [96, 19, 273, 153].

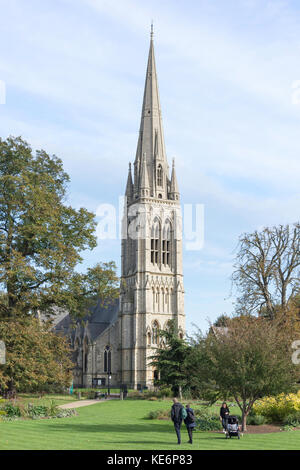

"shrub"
[3, 402, 22, 418]
[52, 408, 77, 419]
[246, 414, 266, 425]
[47, 400, 60, 417]
[146, 409, 170, 420]
[253, 391, 300, 424]
[282, 412, 300, 427]
[194, 409, 222, 431]
[127, 390, 163, 400]
[0, 400, 77, 421]
[159, 387, 173, 398]
[142, 390, 158, 399]
[127, 390, 144, 400]
[26, 404, 49, 419]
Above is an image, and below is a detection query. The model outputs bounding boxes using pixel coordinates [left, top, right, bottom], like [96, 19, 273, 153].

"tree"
[0, 136, 118, 319]
[190, 315, 299, 431]
[213, 314, 231, 327]
[150, 321, 190, 399]
[232, 223, 300, 319]
[59, 261, 119, 318]
[0, 317, 73, 395]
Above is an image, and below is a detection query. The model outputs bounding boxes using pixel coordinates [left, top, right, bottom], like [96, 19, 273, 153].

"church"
[55, 31, 185, 390]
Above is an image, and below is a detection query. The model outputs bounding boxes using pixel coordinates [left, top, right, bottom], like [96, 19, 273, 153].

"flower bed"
[0, 399, 77, 421]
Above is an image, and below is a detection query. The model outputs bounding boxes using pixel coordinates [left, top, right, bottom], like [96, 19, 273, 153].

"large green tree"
[0, 136, 118, 319]
[189, 315, 299, 431]
[150, 321, 190, 399]
[0, 317, 73, 394]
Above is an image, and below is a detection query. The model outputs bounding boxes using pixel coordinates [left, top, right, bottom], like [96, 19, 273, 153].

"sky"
[0, 0, 300, 333]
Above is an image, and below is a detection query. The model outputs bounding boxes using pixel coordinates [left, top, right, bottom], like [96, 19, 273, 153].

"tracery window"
[151, 219, 160, 264]
[104, 345, 111, 373]
[83, 338, 89, 373]
[162, 221, 171, 266]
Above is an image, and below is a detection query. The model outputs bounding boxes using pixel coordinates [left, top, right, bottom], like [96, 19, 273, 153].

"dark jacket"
[171, 403, 183, 423]
[184, 407, 196, 428]
[220, 406, 230, 419]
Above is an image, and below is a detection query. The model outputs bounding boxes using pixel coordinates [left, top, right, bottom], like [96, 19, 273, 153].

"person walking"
[220, 402, 230, 432]
[171, 398, 185, 444]
[184, 404, 196, 444]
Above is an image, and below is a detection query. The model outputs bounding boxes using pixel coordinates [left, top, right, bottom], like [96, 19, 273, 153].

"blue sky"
[0, 0, 300, 333]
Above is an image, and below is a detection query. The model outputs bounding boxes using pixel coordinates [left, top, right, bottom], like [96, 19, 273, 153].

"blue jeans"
[174, 421, 182, 443]
[186, 425, 193, 443]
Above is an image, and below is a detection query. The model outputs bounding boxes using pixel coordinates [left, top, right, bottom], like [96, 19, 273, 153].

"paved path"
[59, 399, 104, 409]
[59, 397, 119, 409]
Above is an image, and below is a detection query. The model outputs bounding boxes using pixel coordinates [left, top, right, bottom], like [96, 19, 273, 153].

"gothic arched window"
[104, 345, 111, 373]
[153, 369, 159, 381]
[74, 338, 81, 366]
[162, 221, 171, 267]
[151, 218, 160, 265]
[83, 337, 89, 373]
[157, 165, 162, 187]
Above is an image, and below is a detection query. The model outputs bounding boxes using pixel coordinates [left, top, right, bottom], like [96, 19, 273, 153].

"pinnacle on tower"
[170, 158, 180, 200]
[125, 162, 133, 202]
[139, 152, 150, 197]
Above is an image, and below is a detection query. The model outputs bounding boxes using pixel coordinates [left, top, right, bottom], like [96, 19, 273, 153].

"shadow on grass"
[46, 422, 172, 435]
[45, 422, 227, 445]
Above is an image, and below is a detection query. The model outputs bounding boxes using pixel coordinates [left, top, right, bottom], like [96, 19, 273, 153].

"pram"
[225, 416, 240, 439]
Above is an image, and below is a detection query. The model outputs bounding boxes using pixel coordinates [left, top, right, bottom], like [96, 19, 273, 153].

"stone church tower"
[119, 30, 185, 389]
[54, 31, 185, 390]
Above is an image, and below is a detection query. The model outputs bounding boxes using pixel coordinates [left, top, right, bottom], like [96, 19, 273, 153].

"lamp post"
[107, 372, 111, 397]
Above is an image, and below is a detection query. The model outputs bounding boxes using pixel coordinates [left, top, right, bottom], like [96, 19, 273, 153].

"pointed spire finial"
[150, 21, 154, 40]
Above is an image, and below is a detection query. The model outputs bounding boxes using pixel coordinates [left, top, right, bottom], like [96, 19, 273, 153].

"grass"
[0, 399, 299, 450]
[14, 393, 79, 407]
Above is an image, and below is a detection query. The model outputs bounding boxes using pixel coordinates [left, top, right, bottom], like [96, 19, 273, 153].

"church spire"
[134, 27, 168, 197]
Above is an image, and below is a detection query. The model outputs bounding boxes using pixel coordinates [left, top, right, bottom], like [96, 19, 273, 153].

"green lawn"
[0, 399, 300, 450]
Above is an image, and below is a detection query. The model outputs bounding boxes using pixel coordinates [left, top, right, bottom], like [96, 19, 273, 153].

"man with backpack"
[171, 398, 186, 444]
[184, 404, 196, 444]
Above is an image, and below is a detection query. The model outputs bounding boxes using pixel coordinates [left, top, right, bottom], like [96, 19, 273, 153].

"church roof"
[53, 298, 119, 342]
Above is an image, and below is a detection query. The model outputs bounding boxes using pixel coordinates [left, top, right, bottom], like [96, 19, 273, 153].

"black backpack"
[186, 409, 195, 424]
